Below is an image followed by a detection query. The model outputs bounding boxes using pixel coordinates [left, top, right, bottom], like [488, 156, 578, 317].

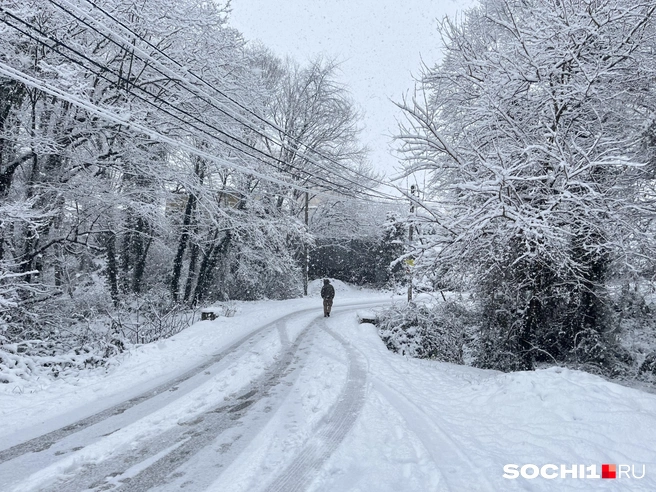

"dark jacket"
[321, 283, 335, 299]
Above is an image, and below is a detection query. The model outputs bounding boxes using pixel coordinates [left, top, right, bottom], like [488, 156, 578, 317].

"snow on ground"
[0, 281, 373, 442]
[317, 322, 656, 491]
[2, 285, 656, 491]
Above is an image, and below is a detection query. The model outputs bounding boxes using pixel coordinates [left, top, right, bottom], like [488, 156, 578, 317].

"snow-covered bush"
[471, 266, 633, 375]
[103, 289, 198, 345]
[377, 301, 473, 363]
[225, 252, 303, 301]
[0, 283, 199, 385]
[569, 327, 634, 379]
[639, 353, 656, 383]
[0, 335, 119, 385]
[0, 311, 125, 385]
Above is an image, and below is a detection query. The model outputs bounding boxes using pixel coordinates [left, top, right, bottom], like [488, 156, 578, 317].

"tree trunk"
[0, 80, 27, 196]
[131, 216, 152, 294]
[183, 239, 200, 304]
[171, 192, 197, 301]
[193, 231, 231, 305]
[120, 214, 133, 292]
[520, 295, 540, 371]
[105, 231, 120, 306]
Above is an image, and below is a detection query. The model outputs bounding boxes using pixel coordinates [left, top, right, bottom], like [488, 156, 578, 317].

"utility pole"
[303, 191, 309, 296]
[407, 185, 416, 302]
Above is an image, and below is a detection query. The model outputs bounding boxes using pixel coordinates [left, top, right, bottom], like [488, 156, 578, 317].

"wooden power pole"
[304, 191, 309, 296]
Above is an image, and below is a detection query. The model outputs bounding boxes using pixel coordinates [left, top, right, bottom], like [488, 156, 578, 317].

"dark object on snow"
[201, 309, 217, 321]
[357, 311, 378, 324]
[321, 279, 335, 317]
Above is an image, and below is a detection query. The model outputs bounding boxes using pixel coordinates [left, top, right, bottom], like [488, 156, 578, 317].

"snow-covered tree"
[0, 0, 369, 374]
[256, 54, 373, 213]
[397, 0, 656, 370]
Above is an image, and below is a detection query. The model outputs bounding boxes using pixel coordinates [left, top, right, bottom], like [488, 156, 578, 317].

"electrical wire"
[0, 3, 404, 203]
[51, 0, 403, 201]
[74, 0, 396, 191]
[0, 61, 320, 194]
[0, 10, 372, 198]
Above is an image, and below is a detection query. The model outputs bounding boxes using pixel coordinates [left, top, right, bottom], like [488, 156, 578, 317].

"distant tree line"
[309, 204, 406, 286]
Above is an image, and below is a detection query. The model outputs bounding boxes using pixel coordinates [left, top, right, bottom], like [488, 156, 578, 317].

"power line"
[0, 3, 404, 203]
[0, 10, 317, 186]
[0, 10, 372, 198]
[52, 0, 402, 200]
[0, 61, 319, 194]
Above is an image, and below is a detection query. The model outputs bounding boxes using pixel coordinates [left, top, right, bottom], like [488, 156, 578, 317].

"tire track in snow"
[0, 308, 317, 465]
[344, 324, 497, 492]
[155, 302, 391, 492]
[264, 321, 368, 492]
[369, 377, 496, 492]
[38, 321, 315, 492]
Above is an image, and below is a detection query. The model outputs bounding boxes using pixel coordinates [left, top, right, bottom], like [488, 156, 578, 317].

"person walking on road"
[321, 279, 335, 317]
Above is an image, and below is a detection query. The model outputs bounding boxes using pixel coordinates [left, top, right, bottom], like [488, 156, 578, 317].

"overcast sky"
[227, 0, 476, 183]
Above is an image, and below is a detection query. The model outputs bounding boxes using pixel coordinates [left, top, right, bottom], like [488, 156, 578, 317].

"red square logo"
[602, 464, 616, 479]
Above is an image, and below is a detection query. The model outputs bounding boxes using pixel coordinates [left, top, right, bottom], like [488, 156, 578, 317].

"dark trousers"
[323, 298, 333, 316]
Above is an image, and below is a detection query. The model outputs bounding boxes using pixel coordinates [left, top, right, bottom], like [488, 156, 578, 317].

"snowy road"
[0, 298, 388, 491]
[2, 288, 656, 491]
